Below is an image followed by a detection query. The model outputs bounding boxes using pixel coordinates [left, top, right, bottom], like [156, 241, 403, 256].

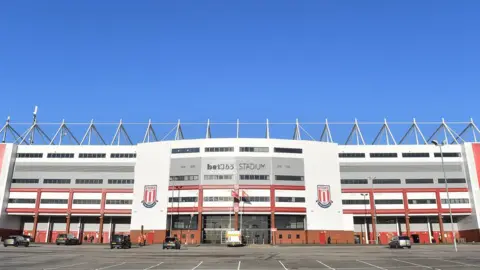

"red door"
[419, 232, 430, 244]
[319, 232, 326, 244]
[147, 232, 155, 244]
[36, 231, 46, 243]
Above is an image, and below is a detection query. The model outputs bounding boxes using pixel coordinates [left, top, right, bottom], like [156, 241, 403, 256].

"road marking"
[316, 260, 335, 270]
[43, 263, 87, 270]
[441, 259, 477, 267]
[192, 261, 203, 270]
[278, 260, 288, 270]
[95, 262, 126, 270]
[393, 259, 433, 269]
[237, 261, 241, 270]
[144, 262, 164, 270]
[356, 260, 387, 270]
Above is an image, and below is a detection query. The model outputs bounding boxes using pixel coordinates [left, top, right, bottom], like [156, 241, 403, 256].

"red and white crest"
[142, 185, 158, 208]
[316, 185, 333, 208]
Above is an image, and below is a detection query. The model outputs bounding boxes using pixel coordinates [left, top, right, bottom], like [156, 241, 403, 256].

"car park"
[56, 234, 80, 245]
[3, 235, 30, 247]
[110, 234, 132, 249]
[162, 237, 181, 249]
[388, 236, 412, 249]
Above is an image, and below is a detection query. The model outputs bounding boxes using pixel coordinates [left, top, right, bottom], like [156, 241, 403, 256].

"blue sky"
[1, 1, 479, 142]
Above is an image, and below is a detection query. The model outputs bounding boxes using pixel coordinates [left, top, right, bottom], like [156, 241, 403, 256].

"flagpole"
[240, 197, 243, 232]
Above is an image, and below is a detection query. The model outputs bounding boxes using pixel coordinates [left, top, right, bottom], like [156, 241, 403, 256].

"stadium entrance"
[202, 215, 271, 244]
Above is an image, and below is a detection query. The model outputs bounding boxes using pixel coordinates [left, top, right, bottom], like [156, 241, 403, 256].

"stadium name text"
[207, 163, 266, 171]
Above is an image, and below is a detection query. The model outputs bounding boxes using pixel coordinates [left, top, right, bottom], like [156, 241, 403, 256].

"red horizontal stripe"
[275, 207, 306, 213]
[342, 188, 468, 193]
[6, 208, 35, 213]
[10, 188, 133, 193]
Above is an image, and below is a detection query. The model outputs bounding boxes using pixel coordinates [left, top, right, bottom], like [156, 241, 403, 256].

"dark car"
[56, 234, 80, 245]
[4, 235, 29, 247]
[162, 237, 181, 250]
[110, 235, 132, 249]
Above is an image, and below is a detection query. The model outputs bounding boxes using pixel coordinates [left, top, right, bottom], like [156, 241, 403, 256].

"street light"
[361, 193, 368, 244]
[432, 139, 458, 252]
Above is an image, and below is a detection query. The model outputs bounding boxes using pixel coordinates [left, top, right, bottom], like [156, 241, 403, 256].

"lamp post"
[432, 140, 458, 252]
[361, 193, 368, 244]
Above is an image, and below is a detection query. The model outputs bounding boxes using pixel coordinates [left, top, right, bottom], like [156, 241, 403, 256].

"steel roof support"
[345, 118, 365, 145]
[427, 118, 462, 145]
[265, 119, 270, 139]
[174, 120, 184, 141]
[205, 119, 211, 139]
[399, 118, 427, 145]
[372, 118, 397, 145]
[80, 120, 107, 145]
[320, 119, 333, 143]
[454, 118, 480, 143]
[236, 119, 240, 139]
[142, 119, 158, 143]
[1, 116, 25, 144]
[19, 107, 51, 145]
[293, 118, 301, 140]
[111, 119, 133, 145]
[49, 119, 80, 145]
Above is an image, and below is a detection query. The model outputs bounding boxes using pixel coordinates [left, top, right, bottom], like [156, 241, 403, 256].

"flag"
[242, 190, 251, 204]
[231, 190, 239, 198]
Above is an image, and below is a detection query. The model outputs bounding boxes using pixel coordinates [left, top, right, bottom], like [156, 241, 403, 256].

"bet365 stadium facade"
[1, 116, 480, 245]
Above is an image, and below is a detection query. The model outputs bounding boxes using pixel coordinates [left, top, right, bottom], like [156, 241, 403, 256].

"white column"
[395, 217, 400, 235]
[77, 217, 81, 238]
[109, 217, 113, 237]
[427, 216, 432, 243]
[46, 216, 51, 243]
[364, 221, 369, 244]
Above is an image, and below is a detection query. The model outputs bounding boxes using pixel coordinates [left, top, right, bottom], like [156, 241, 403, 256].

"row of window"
[203, 196, 271, 202]
[8, 199, 36, 204]
[441, 198, 470, 204]
[9, 199, 134, 204]
[170, 175, 199, 181]
[168, 197, 198, 203]
[12, 179, 134, 185]
[72, 199, 101, 204]
[204, 175, 233, 180]
[275, 197, 306, 203]
[105, 199, 133, 205]
[169, 175, 302, 181]
[339, 152, 461, 158]
[41, 199, 68, 204]
[342, 198, 470, 205]
[17, 153, 136, 159]
[239, 175, 270, 180]
[341, 178, 466, 185]
[171, 147, 303, 154]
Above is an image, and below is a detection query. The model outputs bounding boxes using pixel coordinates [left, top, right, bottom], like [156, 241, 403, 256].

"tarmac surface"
[1, 244, 480, 270]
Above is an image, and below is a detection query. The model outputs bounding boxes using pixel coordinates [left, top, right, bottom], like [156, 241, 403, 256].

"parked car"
[162, 237, 181, 250]
[21, 235, 33, 243]
[56, 234, 80, 245]
[110, 235, 132, 249]
[389, 236, 412, 249]
[4, 235, 29, 247]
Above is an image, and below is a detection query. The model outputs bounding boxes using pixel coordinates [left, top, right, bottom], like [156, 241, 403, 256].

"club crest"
[142, 185, 158, 208]
[316, 184, 333, 208]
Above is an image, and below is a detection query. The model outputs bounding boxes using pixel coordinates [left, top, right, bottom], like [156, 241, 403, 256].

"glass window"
[374, 199, 403, 204]
[47, 153, 74, 158]
[44, 179, 71, 184]
[171, 148, 200, 154]
[406, 179, 434, 184]
[274, 147, 302, 154]
[438, 178, 466, 184]
[110, 153, 136, 158]
[372, 179, 401, 184]
[8, 198, 36, 204]
[341, 179, 368, 185]
[434, 152, 461, 158]
[275, 175, 304, 181]
[342, 199, 369, 205]
[276, 215, 305, 229]
[370, 153, 398, 158]
[17, 153, 43, 158]
[240, 147, 269, 153]
[402, 153, 430, 158]
[338, 153, 365, 158]
[12, 179, 39, 184]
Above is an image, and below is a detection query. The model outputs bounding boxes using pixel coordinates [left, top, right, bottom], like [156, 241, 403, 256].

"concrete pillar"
[438, 214, 445, 243]
[427, 216, 432, 243]
[66, 215, 71, 233]
[405, 215, 411, 238]
[46, 216, 51, 243]
[98, 215, 104, 243]
[271, 212, 276, 245]
[32, 214, 39, 242]
[197, 213, 202, 244]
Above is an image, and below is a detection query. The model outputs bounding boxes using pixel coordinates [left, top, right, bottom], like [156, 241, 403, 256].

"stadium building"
[1, 116, 480, 245]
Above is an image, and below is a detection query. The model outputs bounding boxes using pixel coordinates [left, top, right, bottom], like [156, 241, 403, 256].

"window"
[438, 178, 466, 184]
[75, 179, 103, 184]
[402, 152, 430, 158]
[40, 199, 68, 204]
[276, 215, 305, 229]
[242, 196, 270, 202]
[441, 198, 469, 204]
[167, 215, 198, 230]
[375, 199, 403, 204]
[434, 152, 461, 158]
[288, 234, 291, 239]
[276, 197, 306, 203]
[406, 179, 434, 184]
[339, 153, 365, 158]
[279, 234, 283, 239]
[341, 179, 368, 185]
[79, 153, 106, 158]
[73, 199, 101, 204]
[12, 179, 39, 184]
[47, 153, 74, 158]
[274, 147, 302, 154]
[105, 199, 133, 204]
[239, 175, 270, 180]
[170, 175, 199, 181]
[171, 148, 200, 154]
[373, 179, 401, 184]
[108, 179, 134, 184]
[168, 197, 198, 203]
[203, 196, 233, 202]
[370, 153, 398, 158]
[205, 147, 234, 152]
[204, 175, 233, 180]
[342, 200, 369, 205]
[44, 179, 71, 184]
[296, 234, 300, 239]
[110, 153, 136, 158]
[408, 199, 436, 204]
[240, 147, 269, 153]
[275, 175, 304, 181]
[8, 199, 35, 204]
[17, 153, 43, 158]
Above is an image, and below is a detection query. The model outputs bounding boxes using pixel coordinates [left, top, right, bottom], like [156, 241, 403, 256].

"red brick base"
[458, 229, 480, 242]
[130, 230, 167, 244]
[306, 230, 354, 244]
[0, 228, 21, 241]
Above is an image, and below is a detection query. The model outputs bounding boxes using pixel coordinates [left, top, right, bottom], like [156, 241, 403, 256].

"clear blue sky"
[1, 1, 479, 141]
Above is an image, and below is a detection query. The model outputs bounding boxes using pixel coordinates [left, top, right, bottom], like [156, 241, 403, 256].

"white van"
[225, 231, 246, 247]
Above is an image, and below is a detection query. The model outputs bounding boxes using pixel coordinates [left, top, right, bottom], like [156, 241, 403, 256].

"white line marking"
[237, 261, 241, 270]
[356, 260, 387, 270]
[144, 262, 164, 270]
[317, 260, 336, 270]
[192, 261, 203, 270]
[278, 260, 288, 270]
[441, 259, 477, 267]
[43, 263, 87, 270]
[95, 262, 126, 270]
[393, 259, 433, 269]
